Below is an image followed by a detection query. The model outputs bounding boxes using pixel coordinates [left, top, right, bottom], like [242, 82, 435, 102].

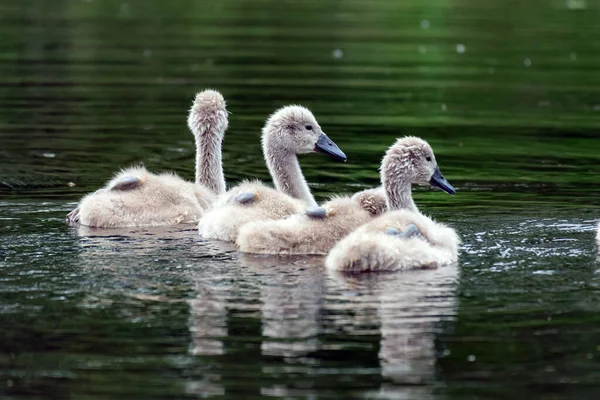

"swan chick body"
[197, 180, 306, 241]
[237, 187, 386, 255]
[326, 136, 459, 273]
[67, 89, 228, 227]
[198, 105, 346, 242]
[325, 210, 460, 272]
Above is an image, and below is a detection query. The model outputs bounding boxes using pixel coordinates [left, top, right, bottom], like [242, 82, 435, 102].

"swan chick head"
[382, 136, 455, 195]
[188, 89, 229, 139]
[262, 105, 346, 161]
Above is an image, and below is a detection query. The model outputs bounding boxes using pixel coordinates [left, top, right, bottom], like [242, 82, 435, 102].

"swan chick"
[326, 136, 459, 272]
[198, 105, 346, 242]
[67, 89, 228, 227]
[238, 135, 455, 255]
[325, 209, 460, 272]
[237, 187, 387, 255]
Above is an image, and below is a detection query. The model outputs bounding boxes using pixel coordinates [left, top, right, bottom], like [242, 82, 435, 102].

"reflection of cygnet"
[328, 263, 459, 391]
[239, 254, 324, 358]
[188, 285, 228, 356]
[377, 265, 458, 385]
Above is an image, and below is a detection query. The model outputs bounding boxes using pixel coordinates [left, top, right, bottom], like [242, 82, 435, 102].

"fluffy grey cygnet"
[66, 89, 228, 227]
[198, 105, 346, 242]
[326, 136, 460, 272]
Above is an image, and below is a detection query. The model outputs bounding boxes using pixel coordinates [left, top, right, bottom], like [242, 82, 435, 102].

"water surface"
[1, 0, 600, 399]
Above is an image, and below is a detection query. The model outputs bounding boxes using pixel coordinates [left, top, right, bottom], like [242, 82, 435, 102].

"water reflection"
[185, 248, 459, 397]
[3, 0, 600, 395]
[186, 281, 229, 397]
[189, 283, 228, 356]
[239, 254, 325, 358]
[328, 264, 459, 396]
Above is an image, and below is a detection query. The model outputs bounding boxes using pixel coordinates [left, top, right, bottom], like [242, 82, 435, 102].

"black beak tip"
[429, 167, 456, 195]
[314, 133, 347, 162]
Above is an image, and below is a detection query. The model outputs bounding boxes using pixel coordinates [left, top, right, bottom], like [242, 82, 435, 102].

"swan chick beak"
[314, 133, 347, 162]
[429, 166, 456, 195]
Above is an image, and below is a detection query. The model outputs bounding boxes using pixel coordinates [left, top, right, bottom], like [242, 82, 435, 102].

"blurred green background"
[1, 0, 599, 209]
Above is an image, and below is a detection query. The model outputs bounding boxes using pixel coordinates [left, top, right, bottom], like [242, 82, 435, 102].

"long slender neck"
[265, 146, 316, 207]
[383, 176, 418, 212]
[195, 134, 225, 195]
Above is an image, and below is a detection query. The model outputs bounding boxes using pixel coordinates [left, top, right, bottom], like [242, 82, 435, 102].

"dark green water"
[1, 0, 600, 398]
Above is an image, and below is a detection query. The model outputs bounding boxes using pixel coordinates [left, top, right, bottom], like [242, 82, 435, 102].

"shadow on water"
[2, 0, 600, 398]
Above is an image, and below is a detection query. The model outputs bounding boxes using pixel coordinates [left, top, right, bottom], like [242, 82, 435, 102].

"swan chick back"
[325, 210, 460, 272]
[68, 89, 228, 228]
[236, 188, 387, 255]
[76, 166, 215, 227]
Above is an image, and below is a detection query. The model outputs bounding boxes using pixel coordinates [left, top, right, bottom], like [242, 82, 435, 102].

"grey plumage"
[66, 89, 228, 227]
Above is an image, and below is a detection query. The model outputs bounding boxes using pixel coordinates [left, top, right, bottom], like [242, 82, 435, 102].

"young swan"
[325, 137, 460, 273]
[236, 187, 387, 255]
[66, 89, 228, 227]
[237, 136, 455, 255]
[198, 105, 347, 242]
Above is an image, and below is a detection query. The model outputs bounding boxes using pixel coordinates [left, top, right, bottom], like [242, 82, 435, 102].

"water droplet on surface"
[418, 45, 427, 54]
[565, 0, 587, 10]
[119, 3, 130, 16]
[143, 49, 151, 58]
[420, 20, 430, 30]
[332, 48, 343, 59]
[524, 58, 532, 67]
[441, 104, 447, 111]
[570, 52, 577, 60]
[456, 44, 466, 54]
[538, 100, 551, 107]
[42, 153, 56, 158]
[467, 355, 476, 362]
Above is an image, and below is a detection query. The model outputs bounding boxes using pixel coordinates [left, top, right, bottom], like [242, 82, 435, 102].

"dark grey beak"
[429, 166, 456, 195]
[314, 133, 347, 162]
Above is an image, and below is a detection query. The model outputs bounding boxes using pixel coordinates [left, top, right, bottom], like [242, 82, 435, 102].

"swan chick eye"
[425, 156, 432, 162]
[305, 125, 313, 130]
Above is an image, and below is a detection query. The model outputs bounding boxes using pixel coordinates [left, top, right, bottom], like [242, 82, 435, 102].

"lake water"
[1, 0, 600, 399]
